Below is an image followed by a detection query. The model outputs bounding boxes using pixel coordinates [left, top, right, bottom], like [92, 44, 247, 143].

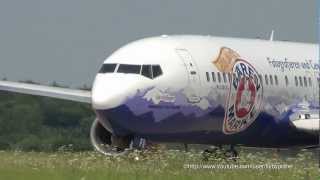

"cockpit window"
[152, 65, 163, 78]
[99, 63, 117, 73]
[117, 64, 141, 74]
[99, 63, 163, 79]
[141, 65, 152, 79]
[141, 65, 163, 79]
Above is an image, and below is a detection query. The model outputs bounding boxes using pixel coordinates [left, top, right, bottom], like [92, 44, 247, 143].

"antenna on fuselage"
[269, 30, 274, 41]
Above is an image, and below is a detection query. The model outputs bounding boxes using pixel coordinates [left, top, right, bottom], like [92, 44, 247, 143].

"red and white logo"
[223, 59, 263, 134]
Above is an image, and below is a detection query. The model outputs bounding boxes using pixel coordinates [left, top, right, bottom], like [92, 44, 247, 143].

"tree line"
[0, 81, 95, 152]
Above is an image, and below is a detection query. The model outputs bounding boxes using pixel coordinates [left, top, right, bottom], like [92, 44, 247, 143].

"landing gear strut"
[130, 136, 147, 150]
[202, 145, 238, 161]
[224, 145, 238, 160]
[110, 135, 131, 152]
[202, 145, 223, 161]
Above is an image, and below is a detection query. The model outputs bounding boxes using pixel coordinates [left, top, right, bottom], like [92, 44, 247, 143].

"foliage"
[0, 87, 94, 152]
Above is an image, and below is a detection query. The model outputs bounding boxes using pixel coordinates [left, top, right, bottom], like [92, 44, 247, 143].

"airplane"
[0, 35, 319, 156]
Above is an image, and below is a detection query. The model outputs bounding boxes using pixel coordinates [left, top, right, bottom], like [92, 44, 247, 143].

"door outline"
[175, 48, 201, 103]
[313, 71, 319, 103]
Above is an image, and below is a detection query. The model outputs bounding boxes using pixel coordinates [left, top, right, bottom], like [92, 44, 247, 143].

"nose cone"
[92, 74, 142, 110]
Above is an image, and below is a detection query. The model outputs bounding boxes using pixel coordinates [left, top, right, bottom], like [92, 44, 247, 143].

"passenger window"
[117, 64, 141, 74]
[269, 75, 273, 85]
[141, 65, 152, 79]
[285, 76, 289, 86]
[228, 73, 232, 82]
[308, 77, 312, 87]
[258, 74, 262, 81]
[299, 76, 303, 87]
[295, 76, 298, 86]
[99, 63, 117, 73]
[211, 72, 216, 82]
[217, 72, 221, 83]
[265, 75, 268, 85]
[274, 75, 278, 85]
[152, 65, 163, 79]
[222, 73, 227, 83]
[303, 77, 307, 87]
[206, 72, 210, 82]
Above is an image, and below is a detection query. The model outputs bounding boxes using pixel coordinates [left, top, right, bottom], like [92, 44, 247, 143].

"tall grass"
[0, 148, 318, 180]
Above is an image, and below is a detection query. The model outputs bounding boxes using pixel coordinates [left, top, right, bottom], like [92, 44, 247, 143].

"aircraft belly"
[95, 104, 318, 148]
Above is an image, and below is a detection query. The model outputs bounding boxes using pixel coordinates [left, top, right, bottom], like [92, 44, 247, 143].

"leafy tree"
[0, 82, 94, 152]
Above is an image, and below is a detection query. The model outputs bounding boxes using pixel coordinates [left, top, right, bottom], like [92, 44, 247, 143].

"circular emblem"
[223, 59, 263, 134]
[235, 77, 256, 118]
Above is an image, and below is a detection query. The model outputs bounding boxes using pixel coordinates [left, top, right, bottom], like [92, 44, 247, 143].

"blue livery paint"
[95, 88, 318, 148]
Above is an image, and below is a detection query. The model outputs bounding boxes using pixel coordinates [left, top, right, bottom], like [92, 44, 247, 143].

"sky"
[0, 0, 317, 87]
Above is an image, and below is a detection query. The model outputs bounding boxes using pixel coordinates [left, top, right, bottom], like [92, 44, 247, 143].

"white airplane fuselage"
[91, 35, 319, 148]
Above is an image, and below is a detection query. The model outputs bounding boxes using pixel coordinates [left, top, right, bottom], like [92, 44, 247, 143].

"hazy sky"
[0, 0, 317, 87]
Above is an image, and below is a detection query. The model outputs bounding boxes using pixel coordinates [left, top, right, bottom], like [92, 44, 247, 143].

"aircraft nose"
[91, 74, 140, 110]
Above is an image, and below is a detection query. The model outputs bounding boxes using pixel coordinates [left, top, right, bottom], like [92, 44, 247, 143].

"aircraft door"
[313, 71, 319, 104]
[305, 71, 319, 103]
[303, 71, 314, 101]
[176, 49, 201, 103]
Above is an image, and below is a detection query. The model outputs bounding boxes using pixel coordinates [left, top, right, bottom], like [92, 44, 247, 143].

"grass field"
[0, 148, 318, 180]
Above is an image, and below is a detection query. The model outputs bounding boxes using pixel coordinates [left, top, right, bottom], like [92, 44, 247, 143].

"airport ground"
[0, 147, 318, 180]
